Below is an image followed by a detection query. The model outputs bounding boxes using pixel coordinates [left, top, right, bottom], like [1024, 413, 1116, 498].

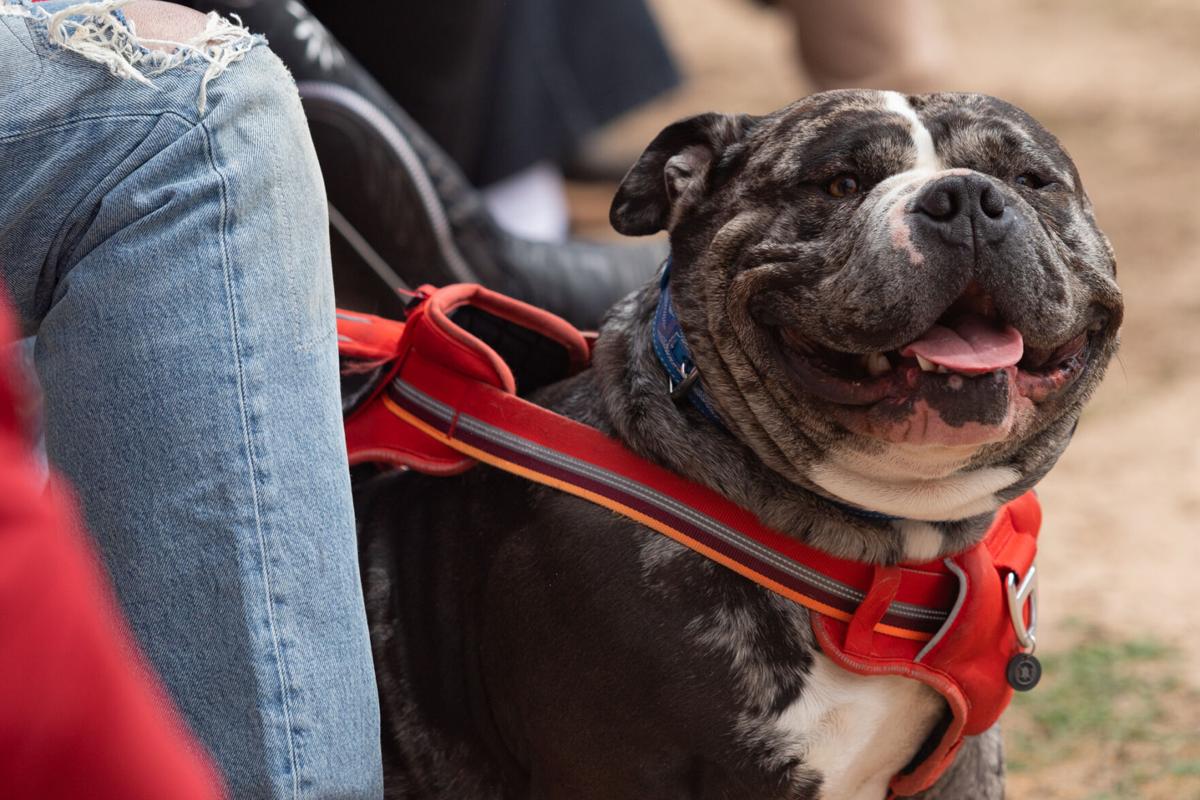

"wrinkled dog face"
[611, 90, 1123, 522]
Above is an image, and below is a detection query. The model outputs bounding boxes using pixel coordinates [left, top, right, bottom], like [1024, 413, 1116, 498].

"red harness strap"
[337, 285, 1039, 797]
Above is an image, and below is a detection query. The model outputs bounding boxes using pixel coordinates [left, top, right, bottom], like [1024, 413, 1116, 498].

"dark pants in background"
[303, 0, 679, 186]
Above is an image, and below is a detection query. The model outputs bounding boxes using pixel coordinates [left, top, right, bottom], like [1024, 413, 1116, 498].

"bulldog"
[353, 90, 1123, 800]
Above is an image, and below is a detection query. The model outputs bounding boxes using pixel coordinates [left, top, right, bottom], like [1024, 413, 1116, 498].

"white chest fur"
[776, 653, 944, 800]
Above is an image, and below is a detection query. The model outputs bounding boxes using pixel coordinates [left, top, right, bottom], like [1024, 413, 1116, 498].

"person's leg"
[783, 0, 946, 93]
[0, 2, 381, 796]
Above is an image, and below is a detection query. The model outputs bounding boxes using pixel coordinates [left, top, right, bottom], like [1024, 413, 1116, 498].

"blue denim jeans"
[0, 2, 382, 797]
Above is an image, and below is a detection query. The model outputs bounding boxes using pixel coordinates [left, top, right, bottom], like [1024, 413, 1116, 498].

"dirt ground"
[568, 1, 1200, 796]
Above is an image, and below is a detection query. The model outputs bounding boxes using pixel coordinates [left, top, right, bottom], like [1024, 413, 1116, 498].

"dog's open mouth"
[777, 295, 1100, 445]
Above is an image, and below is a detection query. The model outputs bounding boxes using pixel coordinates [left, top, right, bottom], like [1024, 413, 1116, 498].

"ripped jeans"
[0, 2, 382, 797]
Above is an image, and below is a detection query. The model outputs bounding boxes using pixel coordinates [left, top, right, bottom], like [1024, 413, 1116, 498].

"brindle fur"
[356, 90, 1122, 799]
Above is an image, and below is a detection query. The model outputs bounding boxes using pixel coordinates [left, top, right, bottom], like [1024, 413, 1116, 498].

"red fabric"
[335, 308, 406, 361]
[398, 348, 968, 624]
[338, 291, 966, 635]
[340, 285, 590, 471]
[0, 291, 226, 800]
[338, 285, 1041, 796]
[815, 494, 1039, 796]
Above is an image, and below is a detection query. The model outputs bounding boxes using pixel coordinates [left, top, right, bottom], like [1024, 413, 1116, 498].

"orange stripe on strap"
[383, 395, 933, 643]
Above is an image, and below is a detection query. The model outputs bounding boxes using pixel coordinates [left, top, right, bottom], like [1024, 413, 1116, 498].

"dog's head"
[611, 90, 1122, 522]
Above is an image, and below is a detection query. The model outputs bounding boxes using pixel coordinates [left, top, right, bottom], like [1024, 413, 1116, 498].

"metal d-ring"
[1005, 564, 1039, 653]
[668, 364, 701, 404]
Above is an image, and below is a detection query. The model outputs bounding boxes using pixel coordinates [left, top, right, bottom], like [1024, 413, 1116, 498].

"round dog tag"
[1006, 653, 1042, 691]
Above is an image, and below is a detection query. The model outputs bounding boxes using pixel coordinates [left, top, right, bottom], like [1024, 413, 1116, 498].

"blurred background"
[562, 1, 1199, 796]
[9, 1, 1197, 797]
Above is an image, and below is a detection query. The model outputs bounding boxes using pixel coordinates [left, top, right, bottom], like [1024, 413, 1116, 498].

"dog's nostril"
[979, 185, 1006, 219]
[917, 187, 957, 221]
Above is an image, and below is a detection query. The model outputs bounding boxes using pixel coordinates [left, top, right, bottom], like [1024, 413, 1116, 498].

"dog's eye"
[1014, 172, 1048, 190]
[827, 174, 860, 198]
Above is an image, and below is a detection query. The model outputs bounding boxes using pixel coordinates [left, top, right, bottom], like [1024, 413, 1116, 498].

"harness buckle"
[1005, 563, 1038, 653]
[668, 364, 701, 404]
[1005, 564, 1042, 691]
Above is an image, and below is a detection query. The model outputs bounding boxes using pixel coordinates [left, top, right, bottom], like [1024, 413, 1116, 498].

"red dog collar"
[337, 285, 1040, 797]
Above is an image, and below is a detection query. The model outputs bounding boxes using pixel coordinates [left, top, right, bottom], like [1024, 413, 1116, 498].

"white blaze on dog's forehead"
[883, 91, 941, 173]
[870, 94, 947, 267]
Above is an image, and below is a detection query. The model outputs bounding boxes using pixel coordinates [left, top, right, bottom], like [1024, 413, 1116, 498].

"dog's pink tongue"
[900, 314, 1024, 375]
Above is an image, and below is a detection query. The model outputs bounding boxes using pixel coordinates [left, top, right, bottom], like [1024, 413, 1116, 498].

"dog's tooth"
[865, 352, 891, 376]
[916, 355, 937, 372]
[935, 365, 950, 374]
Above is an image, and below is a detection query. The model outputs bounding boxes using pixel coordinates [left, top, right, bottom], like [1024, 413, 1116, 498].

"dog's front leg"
[910, 725, 1004, 800]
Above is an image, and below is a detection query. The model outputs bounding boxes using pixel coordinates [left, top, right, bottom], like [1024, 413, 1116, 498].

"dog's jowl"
[356, 90, 1122, 800]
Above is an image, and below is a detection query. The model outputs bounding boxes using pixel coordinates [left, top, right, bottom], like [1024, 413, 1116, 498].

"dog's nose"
[912, 173, 1013, 246]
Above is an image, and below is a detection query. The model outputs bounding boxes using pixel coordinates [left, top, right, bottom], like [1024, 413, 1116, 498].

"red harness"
[337, 284, 1040, 797]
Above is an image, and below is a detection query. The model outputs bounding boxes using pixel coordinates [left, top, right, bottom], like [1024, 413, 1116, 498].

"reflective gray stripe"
[395, 380, 861, 605]
[887, 601, 950, 621]
[393, 379, 949, 625]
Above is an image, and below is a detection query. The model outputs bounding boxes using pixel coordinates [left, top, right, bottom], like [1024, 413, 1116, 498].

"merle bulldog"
[354, 90, 1123, 799]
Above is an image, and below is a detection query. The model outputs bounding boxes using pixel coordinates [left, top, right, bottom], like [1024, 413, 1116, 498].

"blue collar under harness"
[651, 260, 900, 524]
[651, 261, 725, 425]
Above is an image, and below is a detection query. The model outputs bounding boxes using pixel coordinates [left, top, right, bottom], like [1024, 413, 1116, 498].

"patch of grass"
[1009, 632, 1171, 760]
[1168, 760, 1200, 777]
[1004, 623, 1200, 799]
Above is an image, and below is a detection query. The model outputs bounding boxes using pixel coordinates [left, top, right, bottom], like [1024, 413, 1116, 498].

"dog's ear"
[610, 112, 757, 236]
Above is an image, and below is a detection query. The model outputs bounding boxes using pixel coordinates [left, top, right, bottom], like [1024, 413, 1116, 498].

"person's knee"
[119, 1, 267, 113]
[121, 0, 210, 53]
